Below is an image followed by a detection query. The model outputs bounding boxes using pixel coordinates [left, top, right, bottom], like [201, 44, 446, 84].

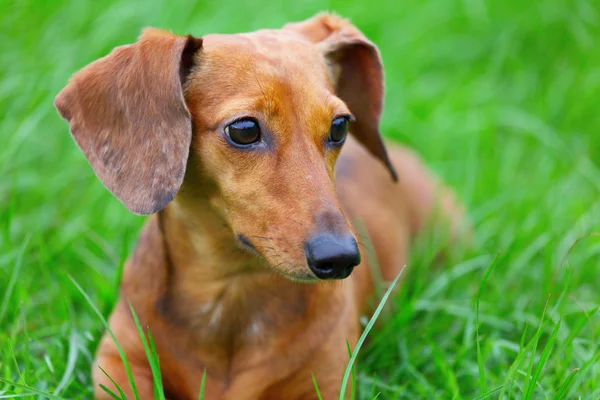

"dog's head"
[55, 13, 396, 282]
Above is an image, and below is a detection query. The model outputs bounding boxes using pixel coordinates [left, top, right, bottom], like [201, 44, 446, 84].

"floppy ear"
[286, 14, 398, 181]
[54, 29, 203, 215]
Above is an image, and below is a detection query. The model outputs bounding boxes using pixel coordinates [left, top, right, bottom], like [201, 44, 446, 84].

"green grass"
[1, 0, 600, 398]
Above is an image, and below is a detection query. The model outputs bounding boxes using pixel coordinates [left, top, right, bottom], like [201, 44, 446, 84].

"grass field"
[2, 0, 600, 398]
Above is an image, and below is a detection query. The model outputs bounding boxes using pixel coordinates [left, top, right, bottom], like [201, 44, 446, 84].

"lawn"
[1, 0, 600, 398]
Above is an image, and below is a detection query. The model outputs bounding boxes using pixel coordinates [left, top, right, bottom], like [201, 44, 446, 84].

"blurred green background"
[2, 0, 600, 398]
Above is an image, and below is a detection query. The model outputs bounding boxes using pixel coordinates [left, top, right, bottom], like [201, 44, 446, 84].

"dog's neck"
[161, 191, 275, 299]
[159, 157, 287, 286]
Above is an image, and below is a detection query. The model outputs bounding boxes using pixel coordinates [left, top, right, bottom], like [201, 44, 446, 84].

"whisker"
[355, 238, 376, 256]
[354, 232, 372, 241]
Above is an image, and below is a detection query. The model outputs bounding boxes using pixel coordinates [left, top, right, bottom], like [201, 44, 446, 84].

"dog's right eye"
[225, 118, 261, 146]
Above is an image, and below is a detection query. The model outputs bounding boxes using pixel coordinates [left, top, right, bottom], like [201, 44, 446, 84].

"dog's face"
[54, 14, 397, 281]
[184, 33, 361, 281]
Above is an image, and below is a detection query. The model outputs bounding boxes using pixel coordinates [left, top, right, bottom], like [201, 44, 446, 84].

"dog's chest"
[150, 273, 352, 400]
[160, 275, 309, 348]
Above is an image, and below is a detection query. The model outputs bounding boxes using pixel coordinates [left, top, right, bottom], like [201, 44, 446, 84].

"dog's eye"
[226, 118, 261, 145]
[328, 116, 350, 144]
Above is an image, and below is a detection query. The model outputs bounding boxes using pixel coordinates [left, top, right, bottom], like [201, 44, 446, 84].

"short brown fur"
[55, 13, 465, 400]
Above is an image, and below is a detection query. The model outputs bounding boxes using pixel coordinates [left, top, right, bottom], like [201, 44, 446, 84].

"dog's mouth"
[235, 232, 359, 282]
[236, 233, 322, 282]
[276, 270, 321, 283]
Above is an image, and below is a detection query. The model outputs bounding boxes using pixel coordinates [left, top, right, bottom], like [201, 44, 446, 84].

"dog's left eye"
[328, 116, 350, 144]
[226, 118, 261, 145]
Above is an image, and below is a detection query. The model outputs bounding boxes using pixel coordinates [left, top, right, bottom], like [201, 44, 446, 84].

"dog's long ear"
[54, 29, 203, 215]
[285, 13, 397, 181]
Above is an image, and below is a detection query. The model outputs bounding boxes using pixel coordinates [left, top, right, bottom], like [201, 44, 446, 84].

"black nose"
[305, 234, 361, 280]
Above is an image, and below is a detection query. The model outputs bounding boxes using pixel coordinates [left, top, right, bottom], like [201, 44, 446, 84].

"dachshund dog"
[55, 13, 464, 400]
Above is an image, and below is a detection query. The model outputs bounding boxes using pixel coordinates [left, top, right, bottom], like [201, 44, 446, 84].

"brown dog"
[55, 13, 464, 400]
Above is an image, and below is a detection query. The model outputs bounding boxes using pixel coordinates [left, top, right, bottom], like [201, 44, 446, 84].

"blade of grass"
[565, 350, 600, 397]
[69, 276, 140, 400]
[99, 365, 127, 400]
[553, 368, 580, 400]
[312, 373, 324, 400]
[553, 305, 598, 359]
[345, 340, 356, 400]
[0, 378, 64, 400]
[4, 339, 24, 386]
[198, 369, 206, 400]
[147, 330, 164, 399]
[519, 323, 529, 351]
[0, 236, 30, 326]
[523, 296, 552, 399]
[524, 318, 561, 399]
[17, 306, 30, 385]
[499, 298, 551, 399]
[53, 331, 79, 396]
[128, 302, 165, 400]
[339, 269, 404, 400]
[100, 384, 123, 400]
[428, 338, 460, 399]
[475, 253, 500, 394]
[498, 337, 536, 399]
[551, 233, 600, 286]
[369, 378, 378, 399]
[472, 384, 508, 400]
